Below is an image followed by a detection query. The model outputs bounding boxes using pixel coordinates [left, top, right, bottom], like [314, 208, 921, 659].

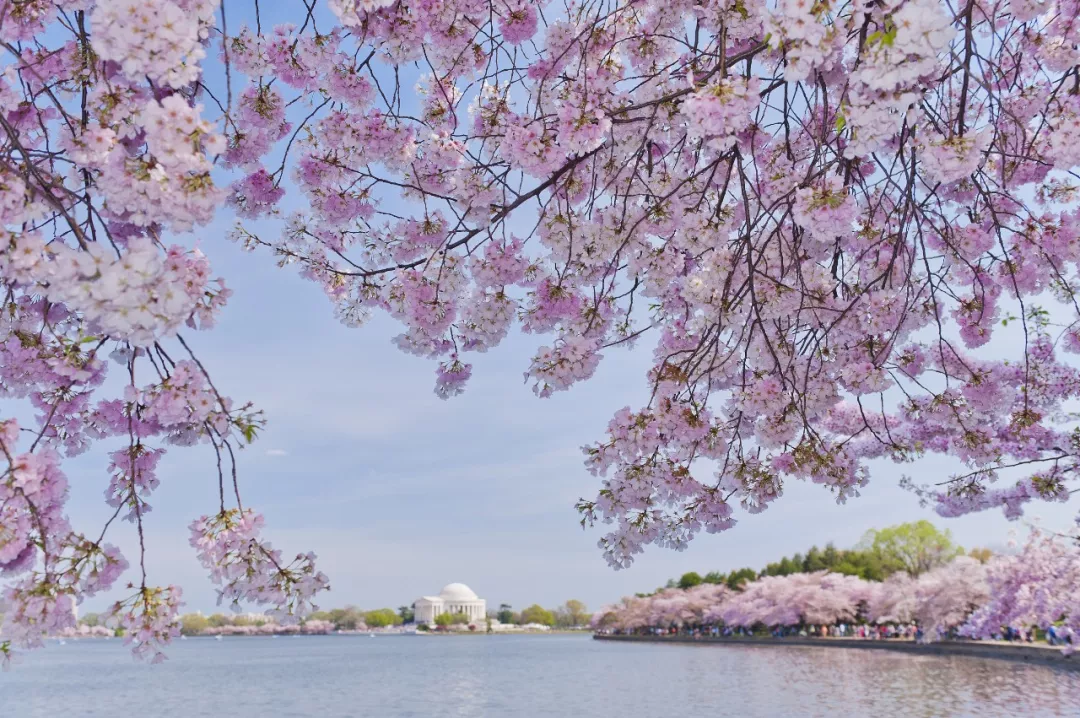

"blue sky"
[50, 213, 1075, 617]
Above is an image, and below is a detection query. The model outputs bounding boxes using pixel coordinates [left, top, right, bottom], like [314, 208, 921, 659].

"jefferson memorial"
[414, 583, 487, 624]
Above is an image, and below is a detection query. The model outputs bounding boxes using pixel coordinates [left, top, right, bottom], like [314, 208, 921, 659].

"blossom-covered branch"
[221, 0, 1080, 567]
[5, 0, 1080, 665]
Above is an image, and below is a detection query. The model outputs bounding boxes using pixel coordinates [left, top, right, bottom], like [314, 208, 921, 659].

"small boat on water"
[214, 635, 223, 641]
[369, 633, 375, 638]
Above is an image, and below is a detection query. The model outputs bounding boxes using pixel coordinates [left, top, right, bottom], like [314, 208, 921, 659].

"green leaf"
[241, 422, 258, 444]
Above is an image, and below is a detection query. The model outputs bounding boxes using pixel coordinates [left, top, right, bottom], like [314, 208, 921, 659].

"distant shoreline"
[43, 630, 593, 641]
[183, 629, 592, 638]
[593, 634, 1080, 671]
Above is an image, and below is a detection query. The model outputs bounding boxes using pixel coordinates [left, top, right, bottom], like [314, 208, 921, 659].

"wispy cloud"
[265, 448, 289, 457]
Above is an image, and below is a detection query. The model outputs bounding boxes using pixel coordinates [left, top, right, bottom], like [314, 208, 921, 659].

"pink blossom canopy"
[5, 0, 1080, 665]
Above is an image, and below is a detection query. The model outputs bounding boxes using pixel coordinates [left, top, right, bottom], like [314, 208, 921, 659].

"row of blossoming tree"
[5, 0, 1080, 666]
[592, 530, 1080, 648]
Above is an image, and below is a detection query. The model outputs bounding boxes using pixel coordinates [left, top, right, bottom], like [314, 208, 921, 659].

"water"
[3, 634, 1078, 717]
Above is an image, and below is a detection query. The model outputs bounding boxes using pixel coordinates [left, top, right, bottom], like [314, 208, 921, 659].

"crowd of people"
[621, 623, 926, 641]
[598, 621, 1065, 645]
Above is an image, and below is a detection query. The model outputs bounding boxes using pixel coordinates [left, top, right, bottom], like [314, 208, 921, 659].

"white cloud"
[265, 448, 289, 457]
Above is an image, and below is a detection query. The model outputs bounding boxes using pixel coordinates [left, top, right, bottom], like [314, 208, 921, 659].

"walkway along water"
[593, 633, 1080, 671]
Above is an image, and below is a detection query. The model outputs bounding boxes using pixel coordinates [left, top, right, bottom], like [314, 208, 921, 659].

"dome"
[439, 583, 479, 601]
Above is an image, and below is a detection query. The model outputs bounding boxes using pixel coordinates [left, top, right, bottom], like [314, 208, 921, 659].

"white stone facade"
[414, 583, 486, 624]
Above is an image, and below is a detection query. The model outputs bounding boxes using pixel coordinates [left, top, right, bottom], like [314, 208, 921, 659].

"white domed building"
[414, 583, 487, 624]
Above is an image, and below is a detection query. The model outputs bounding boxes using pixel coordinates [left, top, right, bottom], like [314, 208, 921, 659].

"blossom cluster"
[90, 0, 219, 88]
[682, 77, 760, 153]
[962, 530, 1080, 649]
[189, 510, 330, 623]
[4, 236, 226, 347]
[107, 586, 184, 664]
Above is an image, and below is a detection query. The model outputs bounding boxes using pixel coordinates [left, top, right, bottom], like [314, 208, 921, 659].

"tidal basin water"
[4, 634, 1079, 717]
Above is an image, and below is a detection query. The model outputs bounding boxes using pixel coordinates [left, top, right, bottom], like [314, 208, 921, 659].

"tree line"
[67, 600, 594, 636]
[664, 521, 988, 593]
[489, 600, 591, 628]
[159, 600, 594, 633]
[425, 600, 592, 629]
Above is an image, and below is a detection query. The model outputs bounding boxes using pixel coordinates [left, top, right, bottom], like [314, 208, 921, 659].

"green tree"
[822, 543, 840, 568]
[496, 603, 515, 624]
[365, 608, 404, 628]
[309, 607, 362, 630]
[677, 571, 703, 589]
[207, 613, 231, 628]
[398, 605, 415, 623]
[803, 546, 826, 572]
[519, 604, 555, 626]
[832, 560, 861, 577]
[433, 612, 454, 627]
[563, 599, 589, 626]
[80, 613, 101, 628]
[451, 612, 471, 625]
[554, 599, 590, 628]
[703, 571, 726, 584]
[726, 567, 757, 590]
[969, 547, 993, 564]
[180, 613, 209, 635]
[845, 550, 889, 581]
[327, 607, 364, 630]
[860, 520, 963, 577]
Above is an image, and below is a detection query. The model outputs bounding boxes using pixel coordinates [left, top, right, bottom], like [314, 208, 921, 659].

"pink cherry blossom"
[962, 528, 1080, 652]
[594, 546, 1071, 648]
[6, 0, 1080, 667]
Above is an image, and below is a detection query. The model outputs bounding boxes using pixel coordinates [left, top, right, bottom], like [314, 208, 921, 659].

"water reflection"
[4, 635, 1077, 717]
[621, 643, 1078, 718]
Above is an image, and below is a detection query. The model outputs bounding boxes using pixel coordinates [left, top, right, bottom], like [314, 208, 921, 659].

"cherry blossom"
[189, 509, 330, 623]
[592, 548, 1072, 647]
[6, 0, 1080, 667]
[91, 0, 219, 89]
[962, 529, 1080, 652]
[911, 556, 989, 640]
